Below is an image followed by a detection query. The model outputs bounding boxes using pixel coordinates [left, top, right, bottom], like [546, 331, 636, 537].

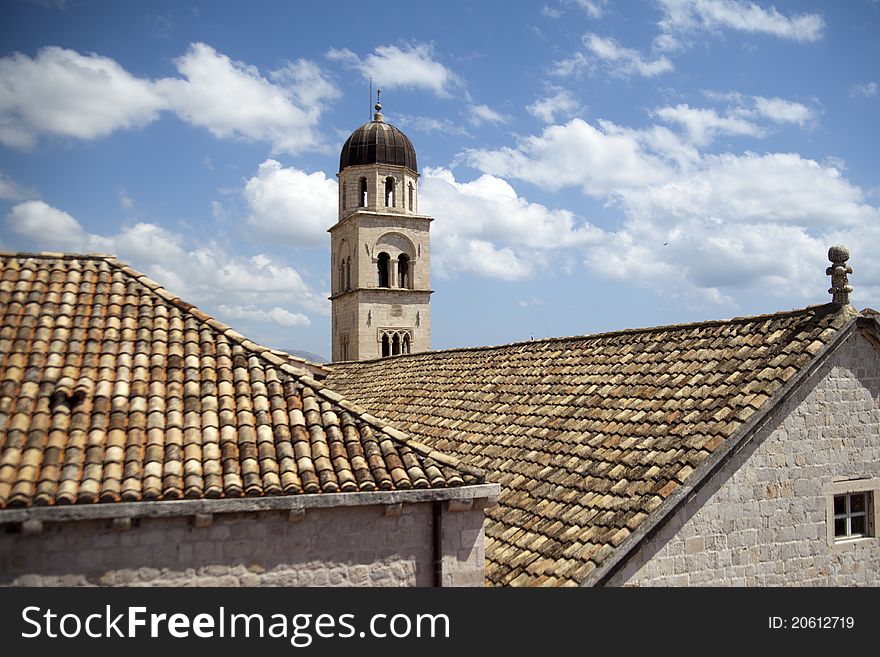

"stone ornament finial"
[373, 88, 384, 122]
[826, 244, 853, 306]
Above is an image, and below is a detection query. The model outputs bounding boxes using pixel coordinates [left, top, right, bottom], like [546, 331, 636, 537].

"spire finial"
[373, 88, 384, 122]
[827, 245, 853, 306]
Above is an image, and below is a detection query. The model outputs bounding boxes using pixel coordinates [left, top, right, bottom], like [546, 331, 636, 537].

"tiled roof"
[0, 253, 483, 509]
[327, 303, 858, 586]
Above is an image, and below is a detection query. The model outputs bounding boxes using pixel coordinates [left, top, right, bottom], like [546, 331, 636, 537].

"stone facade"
[608, 330, 880, 586]
[0, 501, 485, 587]
[331, 287, 431, 364]
[331, 162, 431, 362]
[338, 163, 419, 218]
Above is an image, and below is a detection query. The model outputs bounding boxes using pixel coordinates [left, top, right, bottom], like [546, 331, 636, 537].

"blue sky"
[1, 0, 878, 360]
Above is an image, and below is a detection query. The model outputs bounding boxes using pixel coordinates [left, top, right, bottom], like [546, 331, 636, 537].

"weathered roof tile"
[0, 253, 483, 509]
[328, 302, 855, 585]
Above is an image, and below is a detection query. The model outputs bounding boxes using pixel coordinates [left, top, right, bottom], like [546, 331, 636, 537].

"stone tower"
[330, 97, 432, 362]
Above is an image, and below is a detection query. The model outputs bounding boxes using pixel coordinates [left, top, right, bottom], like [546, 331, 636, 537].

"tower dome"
[339, 100, 418, 173]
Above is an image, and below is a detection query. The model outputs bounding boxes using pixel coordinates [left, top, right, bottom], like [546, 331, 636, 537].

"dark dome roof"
[339, 114, 417, 173]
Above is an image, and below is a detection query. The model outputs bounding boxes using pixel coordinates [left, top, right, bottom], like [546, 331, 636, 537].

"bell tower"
[330, 96, 432, 362]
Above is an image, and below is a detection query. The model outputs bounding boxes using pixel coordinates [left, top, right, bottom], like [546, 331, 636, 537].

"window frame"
[824, 479, 880, 550]
[378, 328, 413, 358]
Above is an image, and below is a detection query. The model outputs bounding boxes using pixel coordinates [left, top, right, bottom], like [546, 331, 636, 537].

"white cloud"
[469, 104, 508, 126]
[598, 121, 701, 169]
[751, 96, 814, 125]
[271, 58, 340, 112]
[527, 87, 580, 123]
[600, 152, 880, 304]
[158, 43, 337, 154]
[572, 0, 607, 18]
[420, 167, 603, 281]
[652, 33, 683, 53]
[6, 200, 90, 250]
[217, 304, 310, 327]
[0, 46, 166, 149]
[553, 2, 821, 86]
[243, 159, 337, 247]
[0, 172, 34, 201]
[327, 43, 461, 97]
[463, 118, 673, 197]
[456, 110, 880, 307]
[849, 81, 878, 99]
[0, 43, 337, 153]
[653, 103, 764, 145]
[583, 33, 674, 77]
[550, 52, 591, 78]
[651, 95, 815, 146]
[617, 152, 875, 227]
[432, 235, 533, 281]
[396, 115, 472, 137]
[4, 200, 328, 324]
[658, 0, 824, 42]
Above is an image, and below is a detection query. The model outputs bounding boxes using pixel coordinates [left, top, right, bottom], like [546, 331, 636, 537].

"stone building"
[0, 253, 498, 586]
[328, 247, 880, 586]
[330, 97, 432, 362]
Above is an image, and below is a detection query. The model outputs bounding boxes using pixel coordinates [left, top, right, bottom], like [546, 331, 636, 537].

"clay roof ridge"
[296, 371, 486, 483]
[344, 302, 850, 365]
[0, 250, 117, 260]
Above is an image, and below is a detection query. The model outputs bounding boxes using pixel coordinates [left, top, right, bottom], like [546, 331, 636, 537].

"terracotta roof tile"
[327, 302, 856, 586]
[0, 253, 483, 509]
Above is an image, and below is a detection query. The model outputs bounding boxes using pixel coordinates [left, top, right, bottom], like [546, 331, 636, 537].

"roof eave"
[583, 311, 864, 587]
[0, 483, 501, 526]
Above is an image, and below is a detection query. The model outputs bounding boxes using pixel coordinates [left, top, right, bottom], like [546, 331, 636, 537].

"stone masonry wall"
[440, 503, 486, 587]
[609, 329, 880, 586]
[0, 501, 485, 587]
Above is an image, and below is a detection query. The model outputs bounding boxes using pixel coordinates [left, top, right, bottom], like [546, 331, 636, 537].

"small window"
[408, 183, 414, 211]
[381, 334, 390, 358]
[342, 182, 347, 210]
[834, 492, 871, 540]
[385, 177, 395, 207]
[397, 254, 409, 289]
[377, 252, 390, 288]
[359, 177, 367, 207]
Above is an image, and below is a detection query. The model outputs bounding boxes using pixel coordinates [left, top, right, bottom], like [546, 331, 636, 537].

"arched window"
[402, 334, 410, 354]
[385, 177, 394, 207]
[345, 257, 352, 290]
[342, 182, 347, 210]
[359, 177, 367, 207]
[408, 183, 414, 211]
[381, 334, 390, 358]
[392, 333, 400, 356]
[377, 252, 390, 288]
[340, 334, 349, 361]
[339, 261, 345, 292]
[397, 254, 409, 289]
